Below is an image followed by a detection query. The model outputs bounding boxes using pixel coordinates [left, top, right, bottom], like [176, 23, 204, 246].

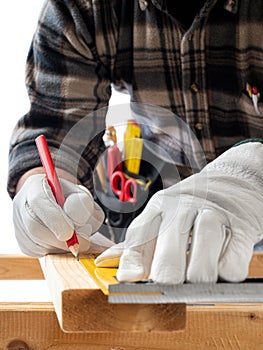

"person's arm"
[8, 0, 120, 256]
[8, 0, 118, 199]
[15, 167, 80, 194]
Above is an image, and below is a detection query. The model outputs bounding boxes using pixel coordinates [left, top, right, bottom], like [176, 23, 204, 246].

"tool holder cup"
[94, 145, 165, 244]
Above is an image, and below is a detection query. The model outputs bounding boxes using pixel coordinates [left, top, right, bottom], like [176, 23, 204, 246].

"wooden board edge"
[0, 254, 44, 280]
[248, 251, 263, 278]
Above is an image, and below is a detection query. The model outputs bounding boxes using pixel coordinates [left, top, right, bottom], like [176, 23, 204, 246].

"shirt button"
[195, 123, 203, 130]
[224, 0, 238, 14]
[190, 83, 200, 93]
[139, 0, 148, 11]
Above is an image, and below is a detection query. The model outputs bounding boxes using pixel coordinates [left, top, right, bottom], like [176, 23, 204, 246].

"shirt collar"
[138, 0, 239, 14]
[138, 0, 163, 11]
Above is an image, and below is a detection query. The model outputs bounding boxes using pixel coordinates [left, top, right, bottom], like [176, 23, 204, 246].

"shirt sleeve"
[8, 0, 117, 198]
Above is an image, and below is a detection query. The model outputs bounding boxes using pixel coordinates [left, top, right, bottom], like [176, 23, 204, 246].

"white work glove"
[95, 142, 263, 284]
[13, 174, 105, 257]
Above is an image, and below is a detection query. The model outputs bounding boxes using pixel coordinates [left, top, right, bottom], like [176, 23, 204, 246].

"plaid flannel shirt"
[8, 0, 263, 198]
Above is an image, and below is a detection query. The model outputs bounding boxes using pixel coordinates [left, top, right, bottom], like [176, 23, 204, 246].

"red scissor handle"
[123, 178, 137, 202]
[110, 171, 137, 203]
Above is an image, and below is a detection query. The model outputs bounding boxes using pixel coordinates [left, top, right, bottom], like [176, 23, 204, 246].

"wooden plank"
[40, 252, 263, 333]
[248, 251, 263, 278]
[0, 302, 263, 349]
[0, 254, 44, 280]
[0, 250, 261, 281]
[0, 252, 262, 348]
[40, 254, 186, 333]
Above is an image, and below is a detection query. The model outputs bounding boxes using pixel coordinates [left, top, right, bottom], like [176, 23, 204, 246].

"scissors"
[110, 171, 137, 203]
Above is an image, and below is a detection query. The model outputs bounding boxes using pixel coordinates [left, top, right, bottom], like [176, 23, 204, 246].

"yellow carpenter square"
[79, 253, 263, 303]
[79, 255, 118, 295]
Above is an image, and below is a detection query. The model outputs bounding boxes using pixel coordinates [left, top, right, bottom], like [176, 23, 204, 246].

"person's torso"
[96, 0, 263, 165]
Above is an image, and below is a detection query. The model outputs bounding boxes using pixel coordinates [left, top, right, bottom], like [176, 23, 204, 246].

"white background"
[0, 0, 129, 254]
[0, 1, 45, 254]
[0, 0, 128, 300]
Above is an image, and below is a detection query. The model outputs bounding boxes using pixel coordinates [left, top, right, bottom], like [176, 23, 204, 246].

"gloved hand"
[95, 142, 263, 284]
[13, 174, 105, 257]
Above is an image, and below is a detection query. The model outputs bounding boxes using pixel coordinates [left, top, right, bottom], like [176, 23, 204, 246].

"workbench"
[0, 253, 263, 350]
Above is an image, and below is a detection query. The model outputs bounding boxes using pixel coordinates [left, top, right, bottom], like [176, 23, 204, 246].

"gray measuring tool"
[108, 279, 263, 304]
[79, 254, 263, 304]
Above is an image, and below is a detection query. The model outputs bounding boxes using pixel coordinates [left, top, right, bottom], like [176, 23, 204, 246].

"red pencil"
[35, 135, 79, 260]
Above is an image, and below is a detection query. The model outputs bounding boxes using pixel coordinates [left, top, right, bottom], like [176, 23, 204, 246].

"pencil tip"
[68, 244, 80, 260]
